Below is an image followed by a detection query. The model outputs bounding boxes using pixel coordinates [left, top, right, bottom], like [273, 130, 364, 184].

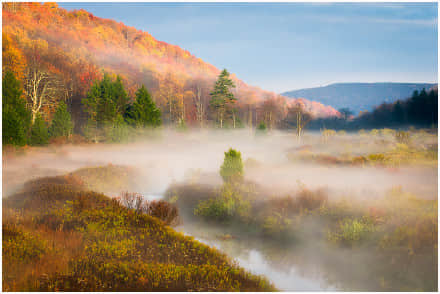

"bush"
[327, 218, 376, 247]
[118, 192, 179, 225]
[145, 200, 179, 225]
[194, 184, 250, 223]
[395, 131, 410, 145]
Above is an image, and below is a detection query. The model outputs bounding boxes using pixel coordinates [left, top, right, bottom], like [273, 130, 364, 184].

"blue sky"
[59, 2, 438, 93]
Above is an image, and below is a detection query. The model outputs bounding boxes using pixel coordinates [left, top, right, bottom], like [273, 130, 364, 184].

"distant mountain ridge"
[282, 83, 437, 115]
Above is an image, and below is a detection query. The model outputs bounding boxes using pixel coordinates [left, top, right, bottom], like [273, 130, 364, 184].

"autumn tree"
[157, 72, 184, 125]
[210, 69, 236, 128]
[2, 33, 26, 80]
[24, 40, 64, 123]
[2, 71, 31, 146]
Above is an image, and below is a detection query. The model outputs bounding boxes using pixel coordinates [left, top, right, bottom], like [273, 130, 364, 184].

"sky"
[59, 2, 438, 93]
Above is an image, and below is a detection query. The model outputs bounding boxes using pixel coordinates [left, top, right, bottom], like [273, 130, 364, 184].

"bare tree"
[24, 42, 65, 123]
[286, 103, 312, 142]
[192, 83, 206, 127]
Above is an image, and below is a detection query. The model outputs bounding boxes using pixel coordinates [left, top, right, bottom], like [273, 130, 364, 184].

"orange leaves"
[2, 32, 27, 80]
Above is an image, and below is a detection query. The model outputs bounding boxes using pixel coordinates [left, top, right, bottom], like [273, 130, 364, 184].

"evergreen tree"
[49, 101, 73, 138]
[220, 148, 244, 183]
[112, 75, 129, 114]
[126, 85, 161, 127]
[83, 73, 130, 142]
[2, 71, 31, 146]
[108, 114, 129, 143]
[210, 69, 236, 128]
[30, 113, 49, 146]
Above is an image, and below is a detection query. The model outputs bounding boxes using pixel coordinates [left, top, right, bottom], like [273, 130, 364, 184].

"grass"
[2, 167, 276, 292]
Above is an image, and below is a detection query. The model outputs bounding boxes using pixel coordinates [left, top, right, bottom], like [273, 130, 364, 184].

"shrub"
[337, 130, 347, 136]
[262, 213, 293, 237]
[194, 184, 250, 223]
[380, 128, 396, 137]
[257, 121, 267, 131]
[395, 131, 410, 145]
[370, 129, 379, 136]
[327, 218, 376, 247]
[145, 200, 179, 225]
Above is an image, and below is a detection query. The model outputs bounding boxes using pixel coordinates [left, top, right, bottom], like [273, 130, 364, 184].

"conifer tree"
[2, 71, 31, 146]
[126, 85, 161, 127]
[30, 113, 49, 145]
[210, 69, 236, 128]
[49, 101, 73, 138]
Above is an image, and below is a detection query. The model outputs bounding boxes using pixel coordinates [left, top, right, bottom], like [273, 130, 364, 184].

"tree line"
[308, 88, 438, 131]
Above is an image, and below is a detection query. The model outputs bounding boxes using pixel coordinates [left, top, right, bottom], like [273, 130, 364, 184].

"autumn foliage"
[2, 2, 338, 132]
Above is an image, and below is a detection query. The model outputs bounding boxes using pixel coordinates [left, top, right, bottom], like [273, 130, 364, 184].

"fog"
[2, 129, 437, 291]
[3, 129, 436, 199]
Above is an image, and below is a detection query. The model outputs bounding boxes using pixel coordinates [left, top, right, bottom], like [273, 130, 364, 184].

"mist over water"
[4, 129, 436, 199]
[3, 129, 437, 290]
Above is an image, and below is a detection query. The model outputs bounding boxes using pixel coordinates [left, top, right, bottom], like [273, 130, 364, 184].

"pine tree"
[210, 69, 236, 128]
[49, 101, 73, 138]
[30, 113, 49, 146]
[126, 85, 161, 127]
[112, 75, 129, 114]
[108, 114, 129, 142]
[2, 71, 31, 146]
[220, 148, 244, 183]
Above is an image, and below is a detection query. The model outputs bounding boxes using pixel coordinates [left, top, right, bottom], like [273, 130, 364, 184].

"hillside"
[2, 2, 338, 132]
[282, 83, 437, 115]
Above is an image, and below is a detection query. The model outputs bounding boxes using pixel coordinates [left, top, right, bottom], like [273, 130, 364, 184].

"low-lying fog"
[3, 129, 437, 291]
[3, 129, 437, 199]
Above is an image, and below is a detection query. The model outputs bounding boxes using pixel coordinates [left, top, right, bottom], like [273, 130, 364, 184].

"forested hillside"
[283, 83, 437, 115]
[2, 2, 338, 140]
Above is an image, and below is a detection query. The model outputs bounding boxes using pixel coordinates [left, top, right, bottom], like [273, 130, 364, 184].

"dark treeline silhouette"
[309, 88, 438, 131]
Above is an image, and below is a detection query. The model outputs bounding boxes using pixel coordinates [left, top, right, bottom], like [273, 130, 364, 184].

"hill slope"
[2, 166, 276, 291]
[282, 83, 437, 115]
[2, 2, 338, 129]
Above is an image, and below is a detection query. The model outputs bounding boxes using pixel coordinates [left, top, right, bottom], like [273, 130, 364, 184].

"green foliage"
[2, 224, 46, 262]
[29, 114, 49, 146]
[107, 114, 130, 143]
[256, 121, 267, 133]
[210, 69, 236, 128]
[82, 73, 131, 142]
[262, 213, 293, 237]
[49, 101, 73, 138]
[327, 218, 376, 247]
[220, 148, 244, 183]
[2, 71, 31, 146]
[194, 184, 250, 223]
[125, 85, 161, 128]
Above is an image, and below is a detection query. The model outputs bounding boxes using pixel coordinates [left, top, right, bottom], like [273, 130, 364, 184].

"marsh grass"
[2, 167, 276, 292]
